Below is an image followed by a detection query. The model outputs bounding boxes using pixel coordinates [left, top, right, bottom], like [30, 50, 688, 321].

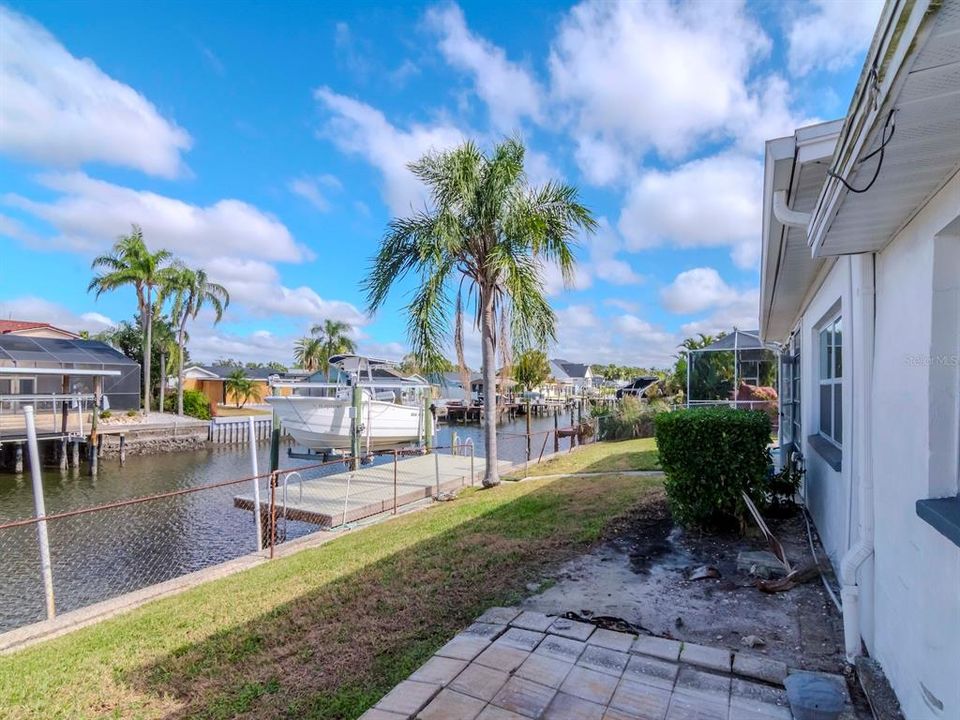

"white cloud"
[204, 257, 366, 324]
[0, 6, 191, 177]
[787, 0, 884, 77]
[0, 296, 115, 334]
[660, 267, 739, 314]
[5, 172, 307, 263]
[618, 153, 763, 268]
[288, 174, 341, 212]
[314, 87, 465, 215]
[425, 3, 543, 130]
[680, 288, 760, 337]
[583, 218, 644, 286]
[552, 304, 677, 367]
[549, 0, 774, 178]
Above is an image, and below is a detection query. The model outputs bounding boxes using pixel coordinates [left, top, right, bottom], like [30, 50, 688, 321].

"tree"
[364, 138, 595, 487]
[672, 333, 734, 402]
[225, 368, 256, 408]
[399, 352, 454, 376]
[265, 361, 288, 373]
[310, 319, 356, 377]
[513, 349, 551, 392]
[167, 266, 229, 416]
[213, 357, 244, 368]
[88, 225, 175, 413]
[99, 316, 186, 404]
[293, 337, 325, 372]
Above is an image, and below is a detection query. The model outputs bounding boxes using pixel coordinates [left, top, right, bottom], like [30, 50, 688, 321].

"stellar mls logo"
[903, 353, 959, 367]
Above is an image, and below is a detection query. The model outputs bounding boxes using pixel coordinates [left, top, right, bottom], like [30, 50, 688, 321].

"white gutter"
[772, 190, 811, 230]
[839, 252, 876, 662]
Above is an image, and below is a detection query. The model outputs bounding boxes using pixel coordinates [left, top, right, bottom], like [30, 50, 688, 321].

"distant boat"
[266, 355, 431, 452]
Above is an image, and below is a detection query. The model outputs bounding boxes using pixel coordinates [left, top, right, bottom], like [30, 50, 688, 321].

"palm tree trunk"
[143, 291, 153, 413]
[480, 290, 500, 487]
[177, 323, 187, 416]
[158, 349, 166, 414]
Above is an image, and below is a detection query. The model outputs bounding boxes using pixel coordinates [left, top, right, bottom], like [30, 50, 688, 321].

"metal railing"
[0, 393, 93, 441]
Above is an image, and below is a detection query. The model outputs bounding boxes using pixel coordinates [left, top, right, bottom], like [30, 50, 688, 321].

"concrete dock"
[234, 452, 513, 528]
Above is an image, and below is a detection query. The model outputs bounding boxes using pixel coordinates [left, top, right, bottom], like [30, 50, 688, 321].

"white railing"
[0, 393, 94, 441]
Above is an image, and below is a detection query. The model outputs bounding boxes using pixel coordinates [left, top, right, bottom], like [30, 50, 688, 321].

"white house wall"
[870, 170, 960, 720]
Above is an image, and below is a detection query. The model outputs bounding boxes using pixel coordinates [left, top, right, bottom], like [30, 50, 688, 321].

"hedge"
[654, 407, 771, 529]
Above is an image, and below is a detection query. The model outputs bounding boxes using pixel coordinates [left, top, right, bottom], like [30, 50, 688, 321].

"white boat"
[266, 355, 431, 452]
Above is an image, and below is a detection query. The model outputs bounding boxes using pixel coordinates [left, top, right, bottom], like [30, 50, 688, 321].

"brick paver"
[365, 605, 857, 719]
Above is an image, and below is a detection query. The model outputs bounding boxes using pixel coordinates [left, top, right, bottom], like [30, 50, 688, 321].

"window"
[818, 316, 842, 446]
[781, 333, 801, 445]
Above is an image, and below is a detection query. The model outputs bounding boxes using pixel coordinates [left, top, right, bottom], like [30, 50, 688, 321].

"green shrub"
[163, 389, 212, 420]
[126, 409, 138, 417]
[99, 410, 112, 420]
[654, 407, 771, 529]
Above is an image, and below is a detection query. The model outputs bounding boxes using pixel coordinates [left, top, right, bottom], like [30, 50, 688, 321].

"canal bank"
[0, 413, 570, 632]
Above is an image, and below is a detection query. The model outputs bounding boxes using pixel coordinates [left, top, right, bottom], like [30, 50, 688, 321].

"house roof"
[194, 365, 280, 380]
[549, 359, 591, 381]
[0, 320, 79, 337]
[0, 335, 136, 366]
[808, 0, 959, 258]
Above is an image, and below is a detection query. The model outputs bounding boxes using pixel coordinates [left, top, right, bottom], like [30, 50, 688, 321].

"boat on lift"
[265, 354, 432, 452]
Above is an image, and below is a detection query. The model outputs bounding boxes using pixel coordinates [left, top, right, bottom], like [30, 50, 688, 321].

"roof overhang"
[760, 120, 843, 342]
[809, 0, 958, 257]
[0, 367, 121, 377]
[183, 366, 222, 379]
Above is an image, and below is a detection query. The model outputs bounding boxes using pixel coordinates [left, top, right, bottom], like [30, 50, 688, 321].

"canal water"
[0, 412, 571, 631]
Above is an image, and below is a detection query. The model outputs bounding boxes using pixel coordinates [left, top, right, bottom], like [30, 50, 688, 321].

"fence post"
[393, 449, 398, 515]
[248, 416, 263, 551]
[470, 441, 475, 486]
[554, 411, 559, 453]
[525, 400, 531, 462]
[434, 450, 440, 497]
[269, 471, 277, 559]
[23, 406, 56, 620]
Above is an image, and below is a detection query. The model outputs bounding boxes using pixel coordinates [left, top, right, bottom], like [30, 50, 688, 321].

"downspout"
[773, 190, 811, 230]
[840, 253, 876, 662]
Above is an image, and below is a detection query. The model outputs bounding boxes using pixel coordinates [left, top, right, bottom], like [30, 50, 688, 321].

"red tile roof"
[0, 320, 54, 333]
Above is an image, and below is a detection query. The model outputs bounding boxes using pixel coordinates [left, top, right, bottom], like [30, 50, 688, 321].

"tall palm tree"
[364, 138, 596, 486]
[310, 319, 356, 378]
[293, 336, 325, 372]
[88, 225, 175, 413]
[167, 266, 229, 415]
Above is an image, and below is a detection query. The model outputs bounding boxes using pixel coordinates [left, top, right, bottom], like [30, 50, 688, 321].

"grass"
[0, 473, 663, 720]
[508, 437, 661, 479]
[214, 406, 272, 417]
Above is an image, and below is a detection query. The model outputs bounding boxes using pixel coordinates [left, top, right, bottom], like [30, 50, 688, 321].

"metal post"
[269, 471, 277, 559]
[554, 411, 559, 453]
[393, 450, 398, 514]
[525, 400, 532, 462]
[351, 385, 362, 471]
[470, 441, 475, 486]
[24, 406, 55, 620]
[269, 410, 280, 474]
[248, 416, 263, 551]
[686, 349, 691, 409]
[423, 394, 433, 453]
[733, 329, 739, 407]
[434, 450, 440, 497]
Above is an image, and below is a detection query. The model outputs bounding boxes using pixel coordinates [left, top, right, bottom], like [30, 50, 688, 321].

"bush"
[598, 397, 669, 440]
[654, 407, 771, 529]
[99, 410, 112, 420]
[163, 389, 212, 420]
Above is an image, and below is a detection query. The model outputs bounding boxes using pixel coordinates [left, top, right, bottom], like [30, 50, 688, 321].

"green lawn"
[509, 437, 661, 478]
[0, 473, 663, 720]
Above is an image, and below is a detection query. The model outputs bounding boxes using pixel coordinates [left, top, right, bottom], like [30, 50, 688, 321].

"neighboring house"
[429, 371, 481, 402]
[0, 320, 80, 339]
[759, 2, 959, 716]
[0, 335, 140, 410]
[180, 366, 290, 407]
[548, 359, 595, 396]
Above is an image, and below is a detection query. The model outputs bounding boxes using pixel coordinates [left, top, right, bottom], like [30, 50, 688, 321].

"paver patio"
[360, 607, 858, 719]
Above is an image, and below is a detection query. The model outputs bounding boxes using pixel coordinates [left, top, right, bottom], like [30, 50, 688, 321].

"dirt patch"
[523, 491, 848, 674]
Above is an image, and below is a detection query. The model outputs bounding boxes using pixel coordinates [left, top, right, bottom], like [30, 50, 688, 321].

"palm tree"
[167, 266, 229, 415]
[225, 368, 256, 409]
[364, 138, 596, 486]
[293, 336, 325, 372]
[310, 319, 356, 378]
[88, 225, 175, 413]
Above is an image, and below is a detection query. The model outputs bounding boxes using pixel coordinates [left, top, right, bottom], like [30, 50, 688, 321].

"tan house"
[180, 365, 304, 409]
[0, 320, 80, 339]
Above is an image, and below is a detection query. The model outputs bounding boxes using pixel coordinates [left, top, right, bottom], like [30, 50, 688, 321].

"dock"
[234, 452, 513, 528]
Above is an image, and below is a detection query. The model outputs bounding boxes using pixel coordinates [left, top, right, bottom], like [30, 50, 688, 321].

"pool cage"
[684, 330, 778, 411]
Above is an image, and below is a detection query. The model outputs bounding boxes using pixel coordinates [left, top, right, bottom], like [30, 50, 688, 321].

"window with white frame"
[781, 332, 801, 445]
[818, 315, 842, 446]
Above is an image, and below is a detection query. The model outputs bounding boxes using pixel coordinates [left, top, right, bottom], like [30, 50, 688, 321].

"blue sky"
[0, 0, 882, 367]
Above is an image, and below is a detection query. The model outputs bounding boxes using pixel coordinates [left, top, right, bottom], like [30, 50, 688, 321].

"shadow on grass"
[124, 475, 660, 720]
